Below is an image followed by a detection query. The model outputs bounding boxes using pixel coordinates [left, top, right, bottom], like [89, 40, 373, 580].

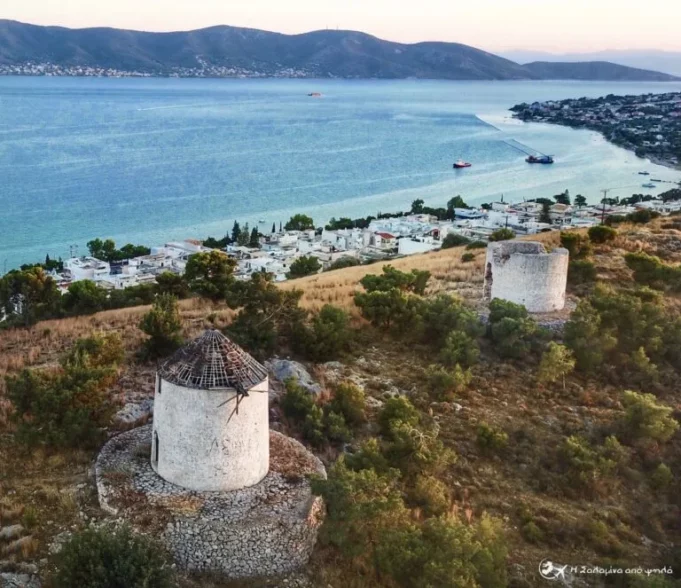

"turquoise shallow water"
[1, 77, 681, 271]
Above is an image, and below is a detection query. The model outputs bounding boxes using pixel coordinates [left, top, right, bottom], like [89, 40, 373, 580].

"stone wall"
[483, 241, 569, 313]
[96, 425, 326, 579]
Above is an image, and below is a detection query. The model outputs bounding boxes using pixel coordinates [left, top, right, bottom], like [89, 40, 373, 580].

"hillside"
[2, 218, 681, 587]
[503, 49, 681, 77]
[524, 60, 680, 81]
[0, 20, 678, 80]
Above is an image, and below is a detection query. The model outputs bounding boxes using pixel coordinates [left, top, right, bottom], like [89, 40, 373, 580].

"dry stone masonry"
[483, 241, 569, 312]
[96, 330, 326, 579]
[96, 425, 325, 578]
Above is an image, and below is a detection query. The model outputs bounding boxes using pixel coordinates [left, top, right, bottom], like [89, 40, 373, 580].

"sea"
[1, 76, 681, 271]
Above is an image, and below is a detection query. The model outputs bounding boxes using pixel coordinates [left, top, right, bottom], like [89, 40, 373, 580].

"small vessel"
[453, 160, 472, 169]
[642, 183, 656, 189]
[308, 92, 322, 97]
[526, 155, 554, 164]
[651, 178, 663, 182]
[638, 171, 650, 175]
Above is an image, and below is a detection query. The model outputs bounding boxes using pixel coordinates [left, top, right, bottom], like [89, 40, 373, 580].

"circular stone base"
[95, 425, 326, 579]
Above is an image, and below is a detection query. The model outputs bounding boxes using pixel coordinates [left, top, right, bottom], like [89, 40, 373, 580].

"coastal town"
[0, 61, 314, 78]
[511, 91, 681, 169]
[23, 189, 681, 295]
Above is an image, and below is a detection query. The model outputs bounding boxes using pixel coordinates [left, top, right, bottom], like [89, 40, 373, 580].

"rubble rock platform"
[95, 425, 326, 579]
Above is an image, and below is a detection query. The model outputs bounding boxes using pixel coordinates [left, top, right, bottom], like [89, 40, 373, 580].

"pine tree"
[237, 223, 250, 246]
[231, 220, 241, 244]
[249, 227, 260, 248]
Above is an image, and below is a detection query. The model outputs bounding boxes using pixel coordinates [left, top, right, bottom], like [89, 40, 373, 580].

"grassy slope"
[1, 223, 681, 586]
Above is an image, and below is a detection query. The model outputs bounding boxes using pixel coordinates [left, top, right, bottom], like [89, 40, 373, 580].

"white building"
[151, 330, 270, 492]
[64, 257, 111, 281]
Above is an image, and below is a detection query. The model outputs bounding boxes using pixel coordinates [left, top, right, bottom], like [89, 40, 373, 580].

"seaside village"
[47, 194, 681, 290]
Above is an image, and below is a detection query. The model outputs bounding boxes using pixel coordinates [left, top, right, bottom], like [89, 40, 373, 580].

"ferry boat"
[453, 160, 472, 169]
[642, 182, 656, 189]
[526, 155, 554, 164]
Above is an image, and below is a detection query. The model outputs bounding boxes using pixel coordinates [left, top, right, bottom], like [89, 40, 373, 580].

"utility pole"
[600, 189, 609, 225]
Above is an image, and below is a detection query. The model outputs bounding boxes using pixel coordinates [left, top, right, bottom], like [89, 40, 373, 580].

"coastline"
[512, 115, 681, 172]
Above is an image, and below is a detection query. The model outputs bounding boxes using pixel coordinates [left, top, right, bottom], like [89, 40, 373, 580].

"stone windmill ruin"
[96, 330, 326, 579]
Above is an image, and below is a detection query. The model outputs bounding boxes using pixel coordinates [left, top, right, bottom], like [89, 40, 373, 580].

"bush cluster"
[7, 334, 124, 448]
[281, 379, 366, 447]
[51, 525, 172, 588]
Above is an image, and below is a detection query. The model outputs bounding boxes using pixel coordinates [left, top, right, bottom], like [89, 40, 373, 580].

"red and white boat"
[453, 160, 472, 169]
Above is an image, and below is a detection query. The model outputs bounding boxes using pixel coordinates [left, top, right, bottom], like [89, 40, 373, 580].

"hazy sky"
[4, 0, 681, 52]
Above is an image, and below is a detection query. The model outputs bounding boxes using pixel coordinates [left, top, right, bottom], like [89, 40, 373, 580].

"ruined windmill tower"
[483, 241, 569, 313]
[151, 330, 270, 492]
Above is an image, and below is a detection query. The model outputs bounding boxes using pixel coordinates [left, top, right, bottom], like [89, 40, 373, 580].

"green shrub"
[286, 255, 322, 279]
[488, 228, 515, 242]
[383, 420, 455, 478]
[226, 272, 306, 359]
[521, 521, 544, 544]
[476, 423, 509, 453]
[414, 294, 484, 348]
[568, 260, 597, 285]
[375, 514, 508, 588]
[326, 256, 362, 271]
[465, 240, 488, 250]
[461, 252, 475, 262]
[560, 231, 592, 259]
[52, 525, 173, 588]
[407, 475, 450, 516]
[438, 330, 480, 368]
[441, 233, 471, 249]
[281, 379, 325, 446]
[537, 342, 575, 388]
[624, 252, 681, 291]
[558, 436, 619, 493]
[324, 411, 352, 444]
[139, 293, 183, 359]
[588, 225, 617, 244]
[294, 304, 354, 361]
[426, 365, 471, 401]
[650, 463, 673, 490]
[487, 299, 545, 359]
[627, 209, 660, 224]
[310, 459, 409, 561]
[360, 265, 431, 295]
[7, 334, 124, 448]
[378, 397, 420, 437]
[328, 382, 366, 426]
[354, 288, 419, 332]
[621, 391, 679, 444]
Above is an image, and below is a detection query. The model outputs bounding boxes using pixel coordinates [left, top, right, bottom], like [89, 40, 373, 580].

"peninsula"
[511, 92, 681, 169]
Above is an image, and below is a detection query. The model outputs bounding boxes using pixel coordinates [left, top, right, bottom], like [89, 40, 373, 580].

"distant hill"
[502, 49, 681, 77]
[523, 60, 680, 81]
[0, 20, 678, 81]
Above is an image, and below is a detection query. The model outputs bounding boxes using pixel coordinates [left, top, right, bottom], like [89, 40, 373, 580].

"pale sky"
[4, 0, 681, 52]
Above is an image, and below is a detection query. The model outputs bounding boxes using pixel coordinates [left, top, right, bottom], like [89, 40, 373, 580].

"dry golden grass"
[281, 231, 561, 316]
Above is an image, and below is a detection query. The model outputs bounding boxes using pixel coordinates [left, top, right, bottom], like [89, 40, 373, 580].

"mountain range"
[503, 49, 681, 77]
[0, 20, 679, 81]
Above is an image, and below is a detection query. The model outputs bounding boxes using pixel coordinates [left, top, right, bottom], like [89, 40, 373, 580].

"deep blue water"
[1, 77, 681, 271]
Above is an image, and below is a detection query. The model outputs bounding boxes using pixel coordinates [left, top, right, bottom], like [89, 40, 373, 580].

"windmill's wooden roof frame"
[158, 330, 268, 393]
